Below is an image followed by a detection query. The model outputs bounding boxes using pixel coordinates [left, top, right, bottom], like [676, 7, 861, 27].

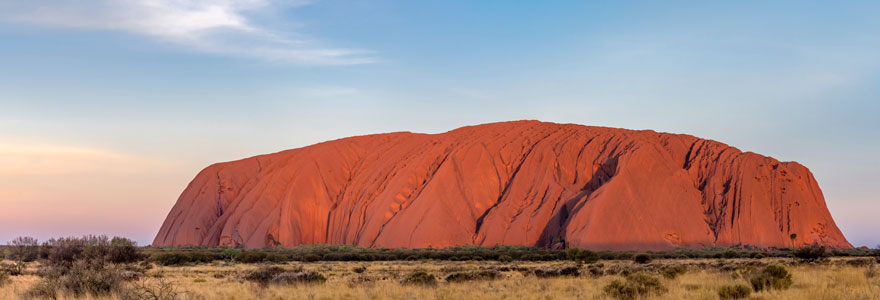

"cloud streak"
[0, 0, 375, 65]
[0, 142, 170, 175]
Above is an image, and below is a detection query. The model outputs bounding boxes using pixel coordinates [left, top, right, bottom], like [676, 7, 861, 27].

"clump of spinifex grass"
[603, 273, 667, 300]
[749, 265, 793, 292]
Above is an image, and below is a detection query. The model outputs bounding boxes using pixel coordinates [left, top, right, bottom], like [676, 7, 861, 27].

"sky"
[0, 0, 877, 248]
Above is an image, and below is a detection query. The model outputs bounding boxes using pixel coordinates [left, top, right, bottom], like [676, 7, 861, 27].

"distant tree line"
[3, 236, 878, 267]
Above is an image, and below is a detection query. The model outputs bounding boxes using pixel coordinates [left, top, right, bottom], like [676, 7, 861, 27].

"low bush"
[265, 253, 289, 263]
[793, 245, 827, 261]
[270, 271, 326, 285]
[587, 265, 604, 276]
[25, 260, 125, 299]
[153, 253, 188, 266]
[533, 266, 579, 278]
[603, 273, 667, 300]
[23, 279, 60, 300]
[633, 254, 652, 264]
[118, 277, 181, 300]
[300, 254, 321, 262]
[221, 248, 242, 262]
[520, 253, 550, 261]
[57, 261, 124, 297]
[235, 251, 268, 264]
[845, 258, 875, 267]
[400, 271, 436, 286]
[661, 265, 686, 279]
[566, 248, 600, 263]
[444, 270, 501, 283]
[718, 284, 751, 300]
[152, 251, 217, 266]
[353, 266, 367, 274]
[43, 235, 142, 267]
[243, 265, 286, 285]
[0, 262, 25, 276]
[498, 255, 513, 263]
[749, 265, 793, 292]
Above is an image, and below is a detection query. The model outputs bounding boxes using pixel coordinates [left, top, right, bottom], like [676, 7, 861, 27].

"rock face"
[153, 121, 851, 250]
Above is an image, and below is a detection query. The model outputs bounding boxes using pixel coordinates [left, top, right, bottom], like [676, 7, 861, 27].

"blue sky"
[0, 1, 877, 247]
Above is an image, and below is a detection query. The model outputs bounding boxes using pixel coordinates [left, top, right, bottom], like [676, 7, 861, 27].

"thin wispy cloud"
[0, 141, 171, 175]
[0, 0, 375, 65]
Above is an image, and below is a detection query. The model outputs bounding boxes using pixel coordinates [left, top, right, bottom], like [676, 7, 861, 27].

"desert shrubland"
[3, 236, 880, 299]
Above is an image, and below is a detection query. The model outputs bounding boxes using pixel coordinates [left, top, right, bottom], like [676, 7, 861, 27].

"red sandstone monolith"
[153, 121, 851, 250]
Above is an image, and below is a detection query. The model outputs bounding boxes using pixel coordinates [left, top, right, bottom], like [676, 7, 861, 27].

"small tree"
[8, 236, 39, 261]
[7, 236, 39, 272]
[789, 233, 797, 247]
[108, 237, 142, 264]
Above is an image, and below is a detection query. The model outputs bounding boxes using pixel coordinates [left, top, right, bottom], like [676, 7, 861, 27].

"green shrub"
[400, 271, 436, 285]
[661, 265, 686, 279]
[192, 252, 216, 264]
[498, 255, 513, 263]
[718, 284, 752, 299]
[633, 254, 652, 264]
[603, 273, 667, 300]
[235, 251, 268, 264]
[749, 265, 793, 292]
[153, 253, 187, 266]
[520, 254, 543, 261]
[301, 254, 321, 262]
[265, 253, 288, 263]
[221, 248, 242, 261]
[566, 248, 600, 263]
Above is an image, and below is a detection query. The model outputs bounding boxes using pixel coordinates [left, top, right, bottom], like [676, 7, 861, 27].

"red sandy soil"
[153, 121, 851, 250]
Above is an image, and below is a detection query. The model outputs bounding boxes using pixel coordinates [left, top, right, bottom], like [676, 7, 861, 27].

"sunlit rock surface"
[153, 121, 851, 250]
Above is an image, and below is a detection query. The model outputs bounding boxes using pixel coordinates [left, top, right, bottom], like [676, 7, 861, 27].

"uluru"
[153, 121, 851, 250]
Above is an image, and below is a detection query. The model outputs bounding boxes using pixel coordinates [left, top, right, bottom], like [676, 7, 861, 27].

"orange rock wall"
[153, 121, 851, 250]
